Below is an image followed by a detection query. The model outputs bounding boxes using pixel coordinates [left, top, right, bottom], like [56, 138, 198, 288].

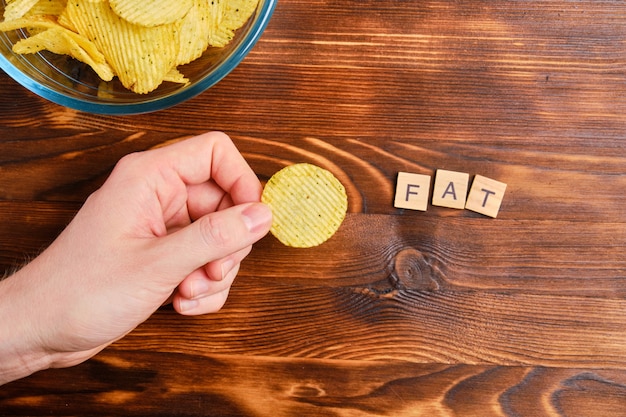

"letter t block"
[465, 175, 507, 218]
[394, 172, 431, 211]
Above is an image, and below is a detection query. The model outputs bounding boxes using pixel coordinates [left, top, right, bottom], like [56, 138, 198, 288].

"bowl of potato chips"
[0, 0, 276, 114]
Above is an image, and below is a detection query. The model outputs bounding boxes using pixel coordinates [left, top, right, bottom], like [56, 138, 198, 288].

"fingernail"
[191, 279, 212, 297]
[178, 298, 199, 313]
[242, 203, 272, 234]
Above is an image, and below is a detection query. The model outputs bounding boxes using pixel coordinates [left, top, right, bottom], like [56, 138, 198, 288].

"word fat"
[394, 169, 507, 218]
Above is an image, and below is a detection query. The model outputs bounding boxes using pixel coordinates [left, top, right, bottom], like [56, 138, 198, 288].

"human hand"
[0, 132, 272, 380]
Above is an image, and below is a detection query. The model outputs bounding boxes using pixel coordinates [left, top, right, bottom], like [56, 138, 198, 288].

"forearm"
[0, 269, 53, 385]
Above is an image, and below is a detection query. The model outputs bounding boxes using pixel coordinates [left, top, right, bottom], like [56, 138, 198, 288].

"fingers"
[99, 132, 272, 316]
[147, 202, 272, 285]
[164, 236, 253, 316]
[176, 245, 251, 299]
[151, 132, 263, 205]
[185, 180, 234, 222]
[103, 131, 262, 228]
[173, 287, 232, 316]
[171, 260, 242, 315]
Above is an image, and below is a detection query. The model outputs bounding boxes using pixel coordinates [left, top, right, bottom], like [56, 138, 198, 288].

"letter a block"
[465, 175, 507, 218]
[394, 172, 431, 211]
[432, 169, 470, 209]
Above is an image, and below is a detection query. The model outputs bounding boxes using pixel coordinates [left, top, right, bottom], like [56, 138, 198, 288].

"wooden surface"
[2, 1, 626, 415]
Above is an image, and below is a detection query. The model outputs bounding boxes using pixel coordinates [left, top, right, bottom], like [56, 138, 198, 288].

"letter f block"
[394, 172, 431, 211]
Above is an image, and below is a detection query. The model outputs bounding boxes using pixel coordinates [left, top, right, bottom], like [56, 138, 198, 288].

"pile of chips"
[262, 163, 349, 248]
[0, 0, 259, 93]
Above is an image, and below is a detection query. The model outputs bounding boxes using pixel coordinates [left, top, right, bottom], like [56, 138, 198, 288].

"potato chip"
[65, 0, 179, 94]
[25, 0, 67, 18]
[0, 16, 114, 81]
[13, 27, 115, 81]
[177, 0, 260, 67]
[222, 0, 258, 32]
[0, 14, 56, 31]
[22, 0, 66, 35]
[208, 0, 258, 47]
[3, 0, 39, 21]
[108, 0, 193, 27]
[262, 163, 348, 248]
[163, 67, 189, 84]
[0, 0, 261, 94]
[175, 0, 212, 65]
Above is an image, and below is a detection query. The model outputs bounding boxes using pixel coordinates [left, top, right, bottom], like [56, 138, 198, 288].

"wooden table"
[2, 1, 626, 415]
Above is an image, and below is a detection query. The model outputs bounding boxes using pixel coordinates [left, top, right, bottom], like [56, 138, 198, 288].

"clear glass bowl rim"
[0, 0, 277, 115]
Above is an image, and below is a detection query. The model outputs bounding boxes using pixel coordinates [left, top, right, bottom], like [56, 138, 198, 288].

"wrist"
[0, 269, 53, 385]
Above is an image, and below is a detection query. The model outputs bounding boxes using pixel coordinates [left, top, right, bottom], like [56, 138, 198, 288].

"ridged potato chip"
[222, 0, 258, 32]
[108, 0, 193, 27]
[163, 67, 188, 84]
[262, 163, 348, 248]
[0, 15, 114, 81]
[1, 0, 260, 94]
[3, 0, 39, 21]
[14, 27, 115, 81]
[64, 0, 179, 94]
[209, 0, 258, 47]
[175, 0, 212, 65]
[25, 0, 67, 18]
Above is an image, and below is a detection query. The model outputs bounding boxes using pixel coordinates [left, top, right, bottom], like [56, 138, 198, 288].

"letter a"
[442, 182, 457, 200]
[432, 169, 469, 209]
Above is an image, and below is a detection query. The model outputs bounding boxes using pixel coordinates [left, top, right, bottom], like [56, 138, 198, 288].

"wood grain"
[1, 0, 626, 415]
[3, 351, 626, 417]
[110, 282, 626, 368]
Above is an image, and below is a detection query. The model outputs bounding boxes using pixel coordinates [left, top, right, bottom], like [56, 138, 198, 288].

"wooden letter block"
[432, 169, 470, 209]
[394, 172, 431, 211]
[465, 175, 507, 218]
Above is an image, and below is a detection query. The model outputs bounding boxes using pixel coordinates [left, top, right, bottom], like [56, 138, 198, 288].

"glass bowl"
[0, 0, 276, 115]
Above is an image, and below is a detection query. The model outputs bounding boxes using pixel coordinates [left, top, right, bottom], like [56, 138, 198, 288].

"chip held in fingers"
[262, 163, 348, 248]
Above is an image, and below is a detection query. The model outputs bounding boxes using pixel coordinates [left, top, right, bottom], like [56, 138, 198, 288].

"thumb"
[149, 202, 272, 283]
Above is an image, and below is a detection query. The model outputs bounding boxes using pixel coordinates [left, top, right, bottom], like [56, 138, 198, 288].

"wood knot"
[288, 383, 326, 398]
[391, 248, 439, 291]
